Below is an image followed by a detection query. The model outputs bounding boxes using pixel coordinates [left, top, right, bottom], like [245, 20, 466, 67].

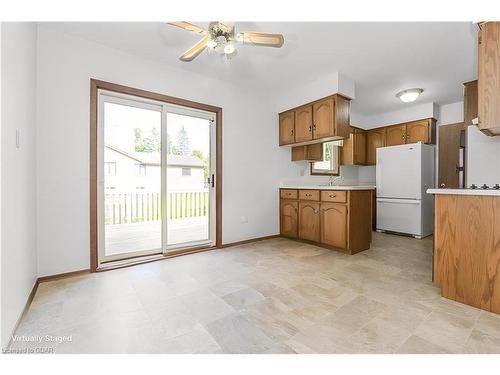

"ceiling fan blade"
[179, 36, 208, 62]
[167, 21, 207, 35]
[241, 32, 284, 47]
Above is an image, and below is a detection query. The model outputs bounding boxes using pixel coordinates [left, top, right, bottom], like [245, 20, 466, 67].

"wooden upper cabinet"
[298, 201, 320, 242]
[341, 127, 366, 166]
[334, 95, 351, 139]
[366, 128, 386, 165]
[478, 22, 500, 135]
[280, 199, 298, 238]
[294, 105, 313, 142]
[279, 111, 295, 145]
[385, 124, 406, 146]
[464, 80, 478, 128]
[406, 119, 436, 144]
[320, 203, 347, 249]
[312, 97, 334, 139]
[291, 143, 323, 161]
[279, 94, 351, 147]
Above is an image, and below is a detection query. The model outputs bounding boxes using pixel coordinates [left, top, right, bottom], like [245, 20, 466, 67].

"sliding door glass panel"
[165, 112, 212, 249]
[102, 99, 163, 260]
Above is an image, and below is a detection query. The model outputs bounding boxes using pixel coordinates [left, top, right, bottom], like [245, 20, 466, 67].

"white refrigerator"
[376, 142, 435, 239]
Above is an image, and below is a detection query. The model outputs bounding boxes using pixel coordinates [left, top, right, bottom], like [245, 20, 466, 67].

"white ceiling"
[42, 22, 478, 115]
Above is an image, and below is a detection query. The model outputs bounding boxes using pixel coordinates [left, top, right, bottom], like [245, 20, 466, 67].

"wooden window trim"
[89, 79, 223, 273]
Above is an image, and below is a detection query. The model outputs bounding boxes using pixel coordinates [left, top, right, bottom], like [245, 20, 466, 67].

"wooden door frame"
[89, 79, 222, 272]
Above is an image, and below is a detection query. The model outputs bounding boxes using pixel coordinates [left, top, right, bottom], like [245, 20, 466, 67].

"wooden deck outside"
[105, 217, 209, 256]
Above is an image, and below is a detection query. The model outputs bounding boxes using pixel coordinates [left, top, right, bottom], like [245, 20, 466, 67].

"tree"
[134, 128, 145, 152]
[143, 127, 160, 153]
[192, 149, 209, 179]
[176, 126, 191, 156]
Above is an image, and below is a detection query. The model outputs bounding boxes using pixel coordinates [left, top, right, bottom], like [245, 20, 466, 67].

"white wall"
[35, 26, 300, 276]
[467, 125, 500, 186]
[273, 72, 355, 113]
[1, 23, 38, 348]
[437, 101, 463, 126]
[360, 102, 437, 129]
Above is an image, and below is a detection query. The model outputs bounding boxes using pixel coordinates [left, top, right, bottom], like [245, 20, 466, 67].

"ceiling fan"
[167, 21, 284, 62]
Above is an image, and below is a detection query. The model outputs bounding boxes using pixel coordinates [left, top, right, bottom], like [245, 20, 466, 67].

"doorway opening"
[90, 80, 222, 271]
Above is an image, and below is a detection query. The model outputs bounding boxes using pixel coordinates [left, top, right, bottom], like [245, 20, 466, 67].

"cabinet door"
[406, 119, 432, 144]
[295, 105, 313, 142]
[279, 111, 295, 145]
[385, 125, 406, 146]
[280, 200, 298, 238]
[366, 128, 386, 165]
[298, 202, 320, 242]
[312, 97, 334, 139]
[341, 131, 354, 165]
[353, 129, 367, 164]
[320, 203, 347, 248]
[478, 22, 500, 135]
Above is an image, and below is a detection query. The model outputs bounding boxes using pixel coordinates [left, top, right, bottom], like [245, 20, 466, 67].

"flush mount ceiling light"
[396, 88, 424, 103]
[167, 21, 284, 62]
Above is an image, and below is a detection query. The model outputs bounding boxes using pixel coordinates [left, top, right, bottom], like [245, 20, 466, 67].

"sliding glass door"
[97, 90, 216, 265]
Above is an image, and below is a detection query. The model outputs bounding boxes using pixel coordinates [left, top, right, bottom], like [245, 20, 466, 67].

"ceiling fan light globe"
[224, 43, 235, 54]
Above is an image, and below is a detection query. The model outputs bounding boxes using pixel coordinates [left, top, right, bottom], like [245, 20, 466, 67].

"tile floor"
[10, 232, 500, 353]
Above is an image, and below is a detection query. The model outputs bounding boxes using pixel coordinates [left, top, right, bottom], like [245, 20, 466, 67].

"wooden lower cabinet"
[280, 200, 298, 238]
[298, 201, 320, 242]
[280, 188, 372, 254]
[433, 193, 500, 314]
[320, 203, 347, 248]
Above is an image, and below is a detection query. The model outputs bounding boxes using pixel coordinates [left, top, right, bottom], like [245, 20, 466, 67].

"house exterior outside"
[104, 144, 206, 192]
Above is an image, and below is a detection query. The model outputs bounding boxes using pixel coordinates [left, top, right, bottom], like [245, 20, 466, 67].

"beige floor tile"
[12, 232, 500, 354]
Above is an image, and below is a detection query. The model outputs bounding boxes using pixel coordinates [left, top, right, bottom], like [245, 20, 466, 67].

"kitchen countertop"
[280, 185, 376, 191]
[427, 188, 500, 196]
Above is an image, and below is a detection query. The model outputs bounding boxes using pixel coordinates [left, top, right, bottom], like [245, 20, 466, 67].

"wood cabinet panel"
[280, 189, 298, 199]
[385, 124, 406, 146]
[478, 22, 500, 135]
[334, 95, 351, 139]
[320, 203, 347, 248]
[464, 80, 478, 128]
[294, 105, 313, 142]
[279, 111, 295, 145]
[291, 144, 323, 161]
[434, 194, 500, 313]
[320, 190, 347, 203]
[298, 202, 320, 242]
[341, 127, 366, 166]
[280, 199, 298, 238]
[406, 119, 434, 144]
[312, 97, 334, 139]
[438, 123, 463, 189]
[366, 128, 386, 165]
[299, 190, 320, 201]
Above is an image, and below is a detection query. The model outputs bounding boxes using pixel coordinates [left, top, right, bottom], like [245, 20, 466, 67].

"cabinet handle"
[329, 194, 336, 198]
[291, 129, 294, 135]
[313, 124, 316, 130]
[308, 125, 312, 132]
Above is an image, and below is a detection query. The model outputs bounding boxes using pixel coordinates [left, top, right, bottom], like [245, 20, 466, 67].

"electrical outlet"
[299, 169, 305, 176]
[240, 216, 248, 223]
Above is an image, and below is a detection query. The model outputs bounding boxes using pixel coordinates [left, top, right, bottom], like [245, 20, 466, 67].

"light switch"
[240, 216, 248, 223]
[16, 130, 20, 149]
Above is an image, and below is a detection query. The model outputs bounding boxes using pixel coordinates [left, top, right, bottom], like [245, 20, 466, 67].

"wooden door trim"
[90, 79, 222, 273]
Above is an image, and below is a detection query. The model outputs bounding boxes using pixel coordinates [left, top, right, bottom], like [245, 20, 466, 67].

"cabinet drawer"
[299, 190, 320, 201]
[280, 189, 298, 199]
[321, 190, 347, 203]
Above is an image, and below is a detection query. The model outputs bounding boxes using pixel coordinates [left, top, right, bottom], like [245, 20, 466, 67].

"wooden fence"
[104, 191, 209, 225]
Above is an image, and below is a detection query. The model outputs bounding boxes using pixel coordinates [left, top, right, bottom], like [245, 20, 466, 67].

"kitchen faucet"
[328, 176, 342, 186]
